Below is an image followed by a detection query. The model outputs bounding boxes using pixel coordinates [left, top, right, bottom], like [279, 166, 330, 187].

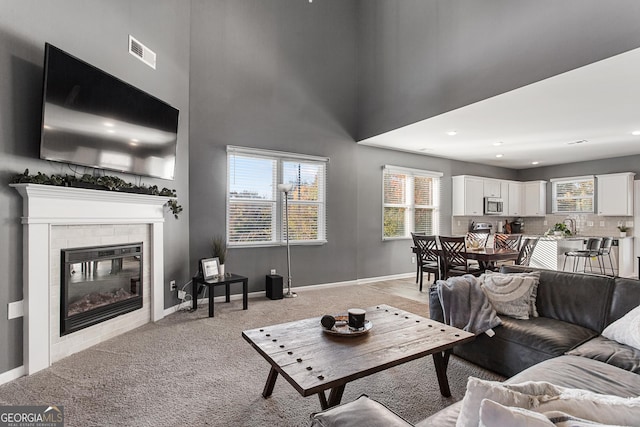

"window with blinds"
[227, 146, 328, 247]
[383, 166, 442, 239]
[551, 176, 594, 213]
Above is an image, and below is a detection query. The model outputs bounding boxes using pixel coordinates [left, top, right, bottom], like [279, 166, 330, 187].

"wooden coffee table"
[242, 304, 474, 409]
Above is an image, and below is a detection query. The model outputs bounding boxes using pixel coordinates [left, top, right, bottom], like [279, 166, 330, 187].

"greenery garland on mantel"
[10, 169, 183, 219]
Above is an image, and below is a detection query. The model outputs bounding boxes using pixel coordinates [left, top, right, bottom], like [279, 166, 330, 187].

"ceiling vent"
[128, 35, 156, 69]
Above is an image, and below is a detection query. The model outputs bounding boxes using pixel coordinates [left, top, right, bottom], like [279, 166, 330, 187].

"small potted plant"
[550, 223, 571, 237]
[618, 225, 629, 237]
[211, 235, 228, 276]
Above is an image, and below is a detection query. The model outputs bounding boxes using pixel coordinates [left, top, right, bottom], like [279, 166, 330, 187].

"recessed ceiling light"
[632, 130, 640, 136]
[446, 131, 457, 136]
[531, 161, 540, 165]
[495, 154, 503, 158]
[493, 142, 503, 146]
[106, 129, 116, 134]
[104, 122, 114, 127]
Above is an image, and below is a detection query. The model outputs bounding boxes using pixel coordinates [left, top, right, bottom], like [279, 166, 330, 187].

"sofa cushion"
[457, 377, 640, 427]
[309, 394, 412, 427]
[500, 266, 614, 332]
[424, 355, 640, 426]
[453, 316, 598, 377]
[567, 335, 640, 374]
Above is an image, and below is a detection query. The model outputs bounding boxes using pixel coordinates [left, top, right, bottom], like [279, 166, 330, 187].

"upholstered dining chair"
[563, 237, 603, 273]
[439, 236, 483, 279]
[516, 237, 539, 267]
[411, 233, 440, 291]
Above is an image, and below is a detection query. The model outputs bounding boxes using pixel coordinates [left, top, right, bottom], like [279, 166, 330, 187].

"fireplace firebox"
[61, 243, 143, 336]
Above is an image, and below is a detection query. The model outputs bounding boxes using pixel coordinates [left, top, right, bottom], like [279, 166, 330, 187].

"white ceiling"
[358, 47, 640, 169]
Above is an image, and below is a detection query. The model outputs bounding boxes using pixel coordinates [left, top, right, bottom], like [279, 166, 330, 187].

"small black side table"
[192, 273, 248, 317]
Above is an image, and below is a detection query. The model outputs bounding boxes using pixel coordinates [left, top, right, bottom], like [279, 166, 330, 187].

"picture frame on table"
[201, 257, 220, 280]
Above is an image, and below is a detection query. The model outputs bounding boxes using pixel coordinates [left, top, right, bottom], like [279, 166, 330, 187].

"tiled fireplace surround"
[11, 184, 169, 375]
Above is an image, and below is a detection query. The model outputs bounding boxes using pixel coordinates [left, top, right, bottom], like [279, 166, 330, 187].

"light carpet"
[0, 279, 503, 426]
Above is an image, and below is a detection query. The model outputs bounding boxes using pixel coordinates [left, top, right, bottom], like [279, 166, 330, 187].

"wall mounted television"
[40, 43, 179, 180]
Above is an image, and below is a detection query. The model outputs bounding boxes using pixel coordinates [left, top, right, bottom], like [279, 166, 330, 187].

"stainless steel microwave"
[484, 197, 504, 215]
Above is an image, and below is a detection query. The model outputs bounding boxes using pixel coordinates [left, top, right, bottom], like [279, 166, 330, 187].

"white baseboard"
[163, 272, 414, 314]
[0, 365, 25, 385]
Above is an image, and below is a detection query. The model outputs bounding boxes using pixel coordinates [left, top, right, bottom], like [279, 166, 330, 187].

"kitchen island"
[529, 235, 635, 277]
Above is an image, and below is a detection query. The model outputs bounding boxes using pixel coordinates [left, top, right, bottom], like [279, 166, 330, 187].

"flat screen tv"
[40, 43, 179, 180]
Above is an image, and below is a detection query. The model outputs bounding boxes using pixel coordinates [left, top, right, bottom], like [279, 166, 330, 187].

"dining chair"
[465, 231, 490, 248]
[516, 237, 539, 267]
[596, 237, 615, 276]
[439, 236, 483, 279]
[411, 233, 440, 291]
[562, 237, 603, 273]
[494, 233, 522, 250]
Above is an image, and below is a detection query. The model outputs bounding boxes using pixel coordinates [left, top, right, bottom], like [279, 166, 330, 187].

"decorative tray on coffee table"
[322, 315, 373, 337]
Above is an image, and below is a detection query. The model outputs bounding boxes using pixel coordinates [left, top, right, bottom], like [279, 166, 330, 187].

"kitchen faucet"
[564, 218, 576, 236]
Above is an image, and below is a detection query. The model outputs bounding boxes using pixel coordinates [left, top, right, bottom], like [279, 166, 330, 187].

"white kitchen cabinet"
[483, 179, 501, 198]
[452, 176, 484, 216]
[507, 182, 523, 216]
[523, 181, 546, 217]
[596, 172, 635, 216]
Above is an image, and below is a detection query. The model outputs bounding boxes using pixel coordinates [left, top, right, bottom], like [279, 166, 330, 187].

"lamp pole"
[278, 183, 297, 298]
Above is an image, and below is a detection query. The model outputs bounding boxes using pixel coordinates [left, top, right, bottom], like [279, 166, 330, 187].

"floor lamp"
[277, 183, 297, 298]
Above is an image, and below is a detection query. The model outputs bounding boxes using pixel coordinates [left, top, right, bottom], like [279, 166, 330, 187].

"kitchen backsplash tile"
[451, 215, 633, 237]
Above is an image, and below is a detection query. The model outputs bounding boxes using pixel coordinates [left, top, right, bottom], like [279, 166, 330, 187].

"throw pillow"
[479, 400, 626, 427]
[602, 304, 640, 351]
[479, 271, 540, 320]
[456, 377, 640, 427]
[310, 394, 412, 427]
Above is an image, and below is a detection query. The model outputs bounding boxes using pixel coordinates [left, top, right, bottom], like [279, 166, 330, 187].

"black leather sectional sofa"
[310, 266, 640, 426]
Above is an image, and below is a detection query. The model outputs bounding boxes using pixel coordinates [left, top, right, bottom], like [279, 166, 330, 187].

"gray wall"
[0, 0, 191, 375]
[357, 0, 640, 140]
[188, 0, 360, 290]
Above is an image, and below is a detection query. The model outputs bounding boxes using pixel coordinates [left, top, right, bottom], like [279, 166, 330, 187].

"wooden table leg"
[262, 367, 279, 398]
[432, 349, 452, 397]
[327, 385, 346, 408]
[317, 391, 329, 409]
[242, 279, 248, 310]
[208, 285, 214, 317]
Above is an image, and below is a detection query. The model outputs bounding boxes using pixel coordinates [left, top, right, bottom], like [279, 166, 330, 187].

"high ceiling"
[358, 47, 640, 170]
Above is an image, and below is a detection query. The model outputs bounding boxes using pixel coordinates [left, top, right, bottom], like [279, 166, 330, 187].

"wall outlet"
[587, 221, 594, 227]
[411, 256, 416, 264]
[626, 220, 634, 227]
[270, 269, 276, 275]
[543, 220, 548, 226]
[178, 290, 186, 300]
[600, 221, 605, 227]
[170, 280, 176, 291]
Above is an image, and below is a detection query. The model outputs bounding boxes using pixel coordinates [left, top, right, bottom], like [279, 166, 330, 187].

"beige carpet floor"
[0, 278, 503, 426]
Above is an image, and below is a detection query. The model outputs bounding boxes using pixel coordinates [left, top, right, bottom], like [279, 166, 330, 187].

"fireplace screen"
[61, 243, 143, 336]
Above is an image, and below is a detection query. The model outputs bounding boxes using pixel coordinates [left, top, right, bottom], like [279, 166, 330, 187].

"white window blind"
[383, 165, 442, 239]
[551, 176, 594, 213]
[227, 146, 328, 247]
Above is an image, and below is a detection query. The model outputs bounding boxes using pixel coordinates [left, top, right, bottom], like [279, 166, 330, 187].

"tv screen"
[40, 43, 179, 180]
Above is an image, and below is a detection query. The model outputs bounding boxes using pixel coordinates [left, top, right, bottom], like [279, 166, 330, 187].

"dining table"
[432, 246, 519, 280]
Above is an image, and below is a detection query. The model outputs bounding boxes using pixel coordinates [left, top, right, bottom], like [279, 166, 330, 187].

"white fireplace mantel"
[11, 183, 170, 375]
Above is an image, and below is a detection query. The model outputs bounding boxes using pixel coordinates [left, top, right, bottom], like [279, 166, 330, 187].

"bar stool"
[597, 237, 615, 276]
[563, 238, 603, 273]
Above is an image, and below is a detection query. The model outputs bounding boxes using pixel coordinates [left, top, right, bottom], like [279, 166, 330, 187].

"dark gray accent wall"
[0, 0, 190, 375]
[188, 1, 359, 289]
[357, 0, 640, 140]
